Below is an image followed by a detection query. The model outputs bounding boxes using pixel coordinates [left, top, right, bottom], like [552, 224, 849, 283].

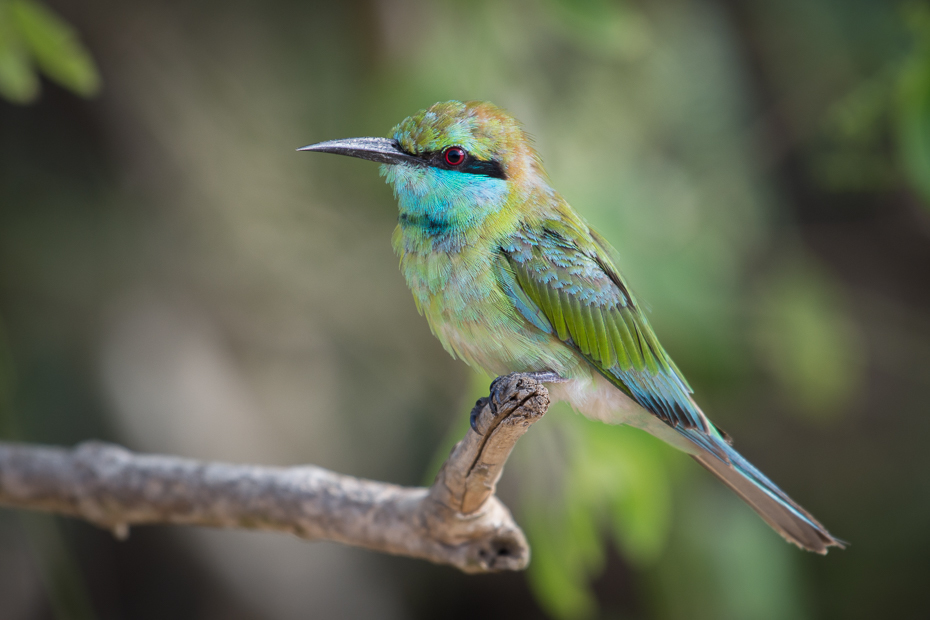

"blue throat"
[381, 163, 509, 246]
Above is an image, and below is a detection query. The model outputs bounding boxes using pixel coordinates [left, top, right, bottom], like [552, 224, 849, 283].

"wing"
[500, 216, 848, 553]
[500, 216, 708, 432]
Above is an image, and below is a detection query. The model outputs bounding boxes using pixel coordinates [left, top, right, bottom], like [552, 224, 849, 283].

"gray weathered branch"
[0, 373, 549, 573]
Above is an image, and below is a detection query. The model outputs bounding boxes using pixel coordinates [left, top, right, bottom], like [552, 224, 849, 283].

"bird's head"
[300, 101, 544, 231]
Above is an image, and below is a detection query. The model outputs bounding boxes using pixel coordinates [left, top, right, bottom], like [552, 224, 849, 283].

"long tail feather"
[680, 428, 846, 554]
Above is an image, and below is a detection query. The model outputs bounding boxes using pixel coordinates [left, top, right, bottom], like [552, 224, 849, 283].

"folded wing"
[501, 216, 708, 433]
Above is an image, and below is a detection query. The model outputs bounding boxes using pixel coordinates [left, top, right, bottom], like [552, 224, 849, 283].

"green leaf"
[10, 0, 100, 97]
[0, 3, 39, 102]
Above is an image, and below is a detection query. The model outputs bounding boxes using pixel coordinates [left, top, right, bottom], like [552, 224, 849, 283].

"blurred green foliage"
[0, 0, 99, 103]
[655, 487, 811, 620]
[897, 3, 930, 207]
[523, 411, 674, 619]
[752, 258, 864, 419]
[815, 2, 930, 207]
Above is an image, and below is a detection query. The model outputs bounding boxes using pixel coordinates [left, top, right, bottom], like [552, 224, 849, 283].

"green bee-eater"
[300, 100, 843, 553]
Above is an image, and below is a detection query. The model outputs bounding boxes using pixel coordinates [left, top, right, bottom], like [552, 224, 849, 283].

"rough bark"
[0, 373, 549, 573]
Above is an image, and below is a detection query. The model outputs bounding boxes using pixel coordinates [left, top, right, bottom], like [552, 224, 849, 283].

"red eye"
[443, 146, 466, 167]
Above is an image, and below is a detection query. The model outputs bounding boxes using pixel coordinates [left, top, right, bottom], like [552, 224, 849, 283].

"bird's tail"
[679, 427, 846, 554]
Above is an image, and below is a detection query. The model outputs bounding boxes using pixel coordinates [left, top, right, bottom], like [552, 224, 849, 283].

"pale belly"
[547, 373, 698, 452]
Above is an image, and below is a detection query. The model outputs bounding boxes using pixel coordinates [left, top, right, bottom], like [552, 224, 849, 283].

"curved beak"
[297, 137, 422, 166]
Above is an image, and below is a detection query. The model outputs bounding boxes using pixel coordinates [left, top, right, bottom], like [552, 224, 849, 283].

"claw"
[470, 397, 489, 434]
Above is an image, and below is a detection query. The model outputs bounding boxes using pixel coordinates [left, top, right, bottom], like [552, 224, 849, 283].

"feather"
[681, 428, 846, 553]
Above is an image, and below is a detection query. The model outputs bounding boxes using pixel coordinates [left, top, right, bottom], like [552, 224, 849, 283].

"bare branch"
[0, 373, 549, 573]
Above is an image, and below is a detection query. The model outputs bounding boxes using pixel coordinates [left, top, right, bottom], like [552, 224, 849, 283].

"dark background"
[1, 0, 929, 618]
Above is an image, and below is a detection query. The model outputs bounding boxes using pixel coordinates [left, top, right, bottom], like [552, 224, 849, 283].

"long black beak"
[297, 137, 422, 166]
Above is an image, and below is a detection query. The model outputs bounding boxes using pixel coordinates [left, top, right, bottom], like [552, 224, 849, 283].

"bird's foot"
[469, 371, 564, 434]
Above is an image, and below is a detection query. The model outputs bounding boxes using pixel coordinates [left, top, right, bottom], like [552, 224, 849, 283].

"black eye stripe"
[460, 158, 506, 179]
[397, 145, 507, 180]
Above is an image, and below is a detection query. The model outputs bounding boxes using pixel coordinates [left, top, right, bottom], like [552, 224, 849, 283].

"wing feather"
[605, 308, 631, 369]
[592, 307, 615, 367]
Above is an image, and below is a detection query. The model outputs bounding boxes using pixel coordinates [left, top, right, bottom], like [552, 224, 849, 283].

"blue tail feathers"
[678, 427, 845, 554]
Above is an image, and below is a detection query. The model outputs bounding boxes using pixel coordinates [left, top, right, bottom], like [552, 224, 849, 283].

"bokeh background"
[1, 0, 929, 618]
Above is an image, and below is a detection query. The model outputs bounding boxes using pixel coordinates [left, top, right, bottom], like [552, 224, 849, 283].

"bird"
[299, 100, 844, 554]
